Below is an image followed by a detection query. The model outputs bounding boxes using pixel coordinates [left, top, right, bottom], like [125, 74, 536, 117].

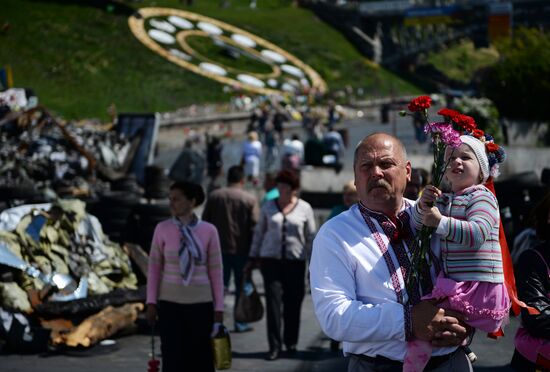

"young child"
[404, 134, 511, 371]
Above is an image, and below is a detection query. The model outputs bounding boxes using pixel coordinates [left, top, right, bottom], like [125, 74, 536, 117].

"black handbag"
[234, 277, 264, 323]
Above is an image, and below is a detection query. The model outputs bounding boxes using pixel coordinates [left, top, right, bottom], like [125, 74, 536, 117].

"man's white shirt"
[309, 203, 455, 360]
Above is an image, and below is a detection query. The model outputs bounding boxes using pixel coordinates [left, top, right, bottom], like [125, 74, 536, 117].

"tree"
[480, 28, 550, 122]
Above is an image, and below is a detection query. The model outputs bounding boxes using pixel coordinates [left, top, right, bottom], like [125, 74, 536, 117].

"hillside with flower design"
[1, 0, 422, 119]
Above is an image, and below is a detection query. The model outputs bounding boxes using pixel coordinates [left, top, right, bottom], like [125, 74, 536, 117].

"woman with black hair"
[146, 181, 224, 372]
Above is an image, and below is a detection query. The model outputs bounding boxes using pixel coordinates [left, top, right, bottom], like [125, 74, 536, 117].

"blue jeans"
[222, 254, 251, 330]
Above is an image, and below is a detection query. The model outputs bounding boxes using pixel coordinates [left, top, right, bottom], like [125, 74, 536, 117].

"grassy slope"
[1, 0, 420, 119]
[424, 40, 499, 84]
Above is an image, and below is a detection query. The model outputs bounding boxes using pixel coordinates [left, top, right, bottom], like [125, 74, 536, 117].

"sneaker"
[233, 323, 253, 333]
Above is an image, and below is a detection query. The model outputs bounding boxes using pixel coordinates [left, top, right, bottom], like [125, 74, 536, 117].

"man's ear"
[406, 161, 412, 182]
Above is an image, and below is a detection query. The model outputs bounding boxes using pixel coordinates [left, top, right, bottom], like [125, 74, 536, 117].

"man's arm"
[250, 198, 260, 230]
[303, 204, 317, 261]
[310, 229, 407, 343]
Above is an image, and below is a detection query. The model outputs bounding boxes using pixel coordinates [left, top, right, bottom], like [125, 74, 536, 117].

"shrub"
[453, 97, 502, 143]
[480, 28, 550, 122]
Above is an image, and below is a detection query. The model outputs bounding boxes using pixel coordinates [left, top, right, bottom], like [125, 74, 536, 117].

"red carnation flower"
[452, 114, 477, 131]
[437, 108, 460, 119]
[472, 129, 485, 139]
[486, 142, 499, 153]
[408, 96, 432, 112]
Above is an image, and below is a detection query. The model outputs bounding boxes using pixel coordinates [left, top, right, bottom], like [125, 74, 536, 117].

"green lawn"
[1, 0, 421, 120]
[185, 35, 274, 74]
[423, 40, 499, 84]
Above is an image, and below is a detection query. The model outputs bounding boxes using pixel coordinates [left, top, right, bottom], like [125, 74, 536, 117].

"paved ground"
[1, 271, 332, 372]
[1, 271, 519, 372]
[1, 106, 521, 371]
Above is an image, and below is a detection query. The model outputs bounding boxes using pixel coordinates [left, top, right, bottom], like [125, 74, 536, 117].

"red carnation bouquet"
[401, 97, 469, 299]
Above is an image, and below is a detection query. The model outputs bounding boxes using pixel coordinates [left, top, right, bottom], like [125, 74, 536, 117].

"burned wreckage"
[0, 101, 166, 354]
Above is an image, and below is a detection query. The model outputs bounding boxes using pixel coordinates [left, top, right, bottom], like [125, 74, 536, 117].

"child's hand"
[418, 185, 441, 211]
[422, 206, 442, 227]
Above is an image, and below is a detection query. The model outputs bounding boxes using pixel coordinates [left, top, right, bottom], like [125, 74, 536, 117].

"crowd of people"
[242, 99, 347, 175]
[198, 98, 350, 195]
[145, 126, 550, 372]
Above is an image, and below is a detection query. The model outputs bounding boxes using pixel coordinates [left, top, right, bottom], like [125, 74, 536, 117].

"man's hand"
[214, 311, 224, 323]
[412, 300, 469, 347]
[243, 258, 259, 275]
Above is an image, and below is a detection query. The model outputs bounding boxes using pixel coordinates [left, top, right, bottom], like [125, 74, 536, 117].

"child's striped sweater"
[413, 184, 504, 283]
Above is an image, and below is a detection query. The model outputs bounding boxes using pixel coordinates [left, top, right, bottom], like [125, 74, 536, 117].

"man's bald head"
[354, 133, 408, 168]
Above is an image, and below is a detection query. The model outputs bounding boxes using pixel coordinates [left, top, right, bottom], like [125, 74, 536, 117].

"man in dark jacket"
[202, 165, 260, 332]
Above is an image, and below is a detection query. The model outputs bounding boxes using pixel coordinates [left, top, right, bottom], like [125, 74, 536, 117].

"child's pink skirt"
[423, 273, 511, 332]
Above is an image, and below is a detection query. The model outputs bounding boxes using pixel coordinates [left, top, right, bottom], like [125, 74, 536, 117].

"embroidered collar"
[358, 200, 421, 303]
[358, 201, 412, 244]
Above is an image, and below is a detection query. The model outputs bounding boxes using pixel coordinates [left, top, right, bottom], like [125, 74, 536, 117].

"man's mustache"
[367, 179, 391, 192]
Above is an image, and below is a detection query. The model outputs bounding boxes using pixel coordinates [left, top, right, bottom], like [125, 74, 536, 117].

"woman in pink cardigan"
[146, 181, 224, 372]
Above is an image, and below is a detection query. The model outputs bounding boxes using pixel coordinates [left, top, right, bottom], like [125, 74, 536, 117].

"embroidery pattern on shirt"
[358, 201, 423, 304]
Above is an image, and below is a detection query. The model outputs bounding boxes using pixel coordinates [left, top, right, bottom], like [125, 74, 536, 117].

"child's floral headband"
[437, 106, 506, 179]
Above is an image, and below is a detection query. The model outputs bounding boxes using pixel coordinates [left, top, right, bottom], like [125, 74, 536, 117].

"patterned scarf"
[172, 215, 203, 286]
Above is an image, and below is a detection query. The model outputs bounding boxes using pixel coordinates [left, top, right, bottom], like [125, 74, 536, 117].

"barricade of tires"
[86, 191, 141, 244]
[125, 202, 171, 253]
[111, 174, 142, 195]
[84, 165, 173, 246]
[0, 185, 43, 210]
[144, 165, 170, 200]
